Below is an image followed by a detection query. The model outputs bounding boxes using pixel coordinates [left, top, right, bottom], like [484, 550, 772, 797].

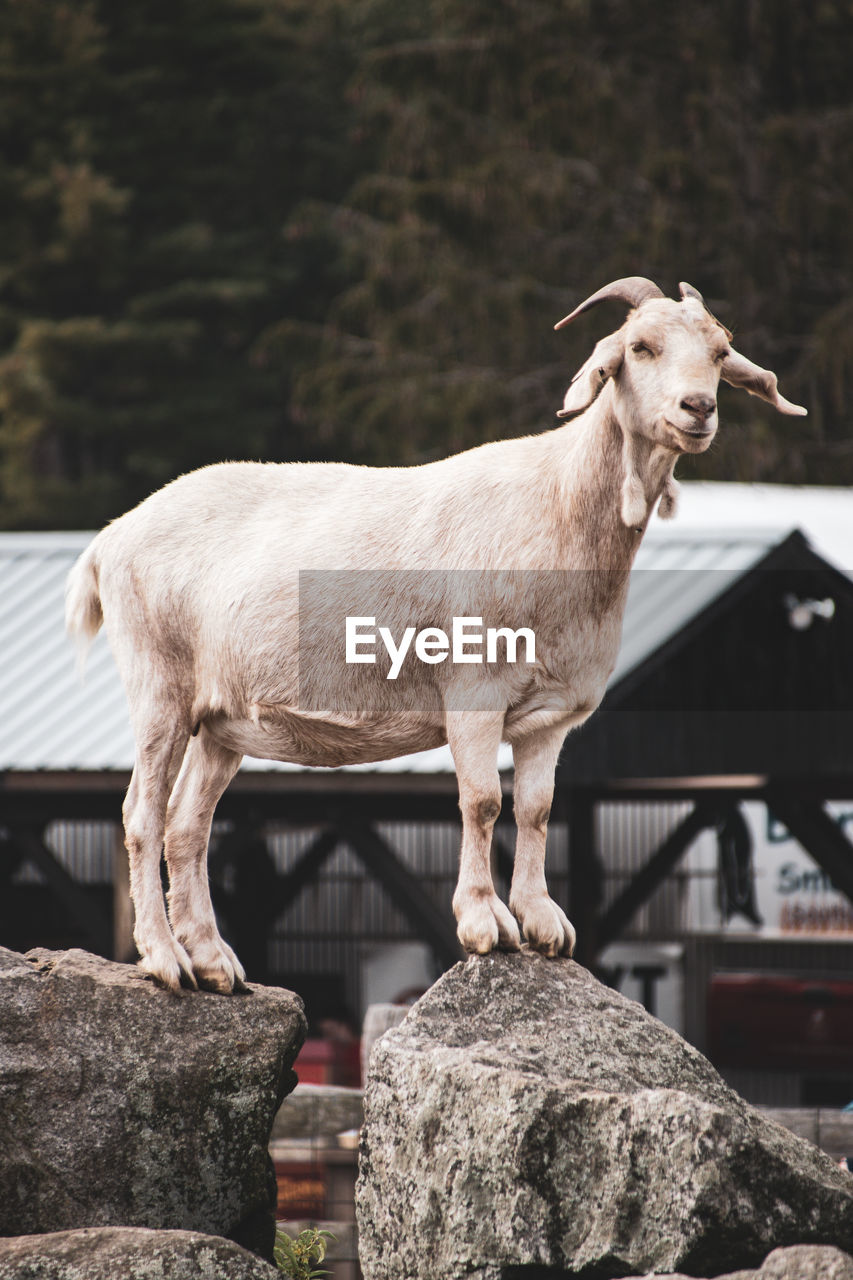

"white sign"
[597, 942, 684, 1034]
[687, 801, 853, 936]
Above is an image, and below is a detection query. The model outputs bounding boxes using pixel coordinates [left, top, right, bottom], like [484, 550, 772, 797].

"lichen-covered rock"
[0, 1227, 281, 1280]
[643, 1243, 853, 1279]
[356, 951, 853, 1280]
[272, 1083, 363, 1141]
[0, 947, 305, 1259]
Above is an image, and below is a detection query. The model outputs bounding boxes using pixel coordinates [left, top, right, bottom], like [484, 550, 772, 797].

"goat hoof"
[456, 894, 521, 955]
[195, 945, 245, 993]
[513, 895, 575, 959]
[196, 970, 237, 995]
[173, 933, 247, 995]
[137, 941, 198, 993]
[191, 951, 241, 995]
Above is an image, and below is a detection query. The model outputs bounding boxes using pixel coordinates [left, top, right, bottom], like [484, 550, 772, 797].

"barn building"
[2, 482, 853, 1106]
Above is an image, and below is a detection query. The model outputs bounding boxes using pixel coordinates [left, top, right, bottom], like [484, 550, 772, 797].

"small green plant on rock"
[274, 1226, 335, 1280]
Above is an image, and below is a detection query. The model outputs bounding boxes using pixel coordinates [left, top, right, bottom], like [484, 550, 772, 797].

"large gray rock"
[0, 947, 305, 1259]
[272, 1083, 363, 1141]
[356, 951, 853, 1280]
[0, 1227, 280, 1280]
[643, 1243, 853, 1279]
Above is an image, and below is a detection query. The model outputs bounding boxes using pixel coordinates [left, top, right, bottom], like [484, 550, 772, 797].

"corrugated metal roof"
[0, 533, 136, 772]
[1, 483, 848, 774]
[614, 526, 785, 683]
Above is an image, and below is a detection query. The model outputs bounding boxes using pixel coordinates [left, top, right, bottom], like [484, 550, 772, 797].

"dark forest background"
[0, 0, 851, 529]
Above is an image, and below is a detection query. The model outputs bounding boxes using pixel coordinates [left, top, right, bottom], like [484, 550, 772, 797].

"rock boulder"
[356, 951, 853, 1280]
[643, 1243, 853, 1279]
[0, 947, 305, 1259]
[0, 1227, 281, 1280]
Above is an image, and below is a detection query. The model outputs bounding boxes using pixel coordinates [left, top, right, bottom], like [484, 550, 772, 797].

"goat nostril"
[681, 395, 716, 419]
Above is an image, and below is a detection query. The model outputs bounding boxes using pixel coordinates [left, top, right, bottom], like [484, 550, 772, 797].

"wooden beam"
[491, 832, 514, 894]
[596, 800, 720, 952]
[11, 825, 112, 955]
[766, 793, 853, 906]
[0, 831, 24, 886]
[210, 825, 342, 984]
[269, 827, 343, 914]
[346, 824, 463, 970]
[566, 789, 601, 967]
[209, 825, 343, 983]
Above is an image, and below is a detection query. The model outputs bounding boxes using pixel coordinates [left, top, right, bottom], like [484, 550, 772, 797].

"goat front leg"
[447, 711, 520, 955]
[509, 724, 575, 957]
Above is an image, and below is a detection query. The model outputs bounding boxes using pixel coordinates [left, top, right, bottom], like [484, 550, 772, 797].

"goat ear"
[721, 350, 807, 416]
[557, 333, 624, 418]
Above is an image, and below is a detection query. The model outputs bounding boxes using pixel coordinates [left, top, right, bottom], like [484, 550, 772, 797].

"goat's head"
[555, 277, 806, 458]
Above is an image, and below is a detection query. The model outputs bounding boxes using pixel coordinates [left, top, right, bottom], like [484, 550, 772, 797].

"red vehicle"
[708, 973, 853, 1070]
[293, 1038, 361, 1088]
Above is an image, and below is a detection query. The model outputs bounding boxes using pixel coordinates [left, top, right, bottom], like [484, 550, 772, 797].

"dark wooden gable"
[559, 531, 853, 786]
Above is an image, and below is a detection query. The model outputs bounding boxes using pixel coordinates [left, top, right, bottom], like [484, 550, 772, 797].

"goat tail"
[65, 541, 104, 673]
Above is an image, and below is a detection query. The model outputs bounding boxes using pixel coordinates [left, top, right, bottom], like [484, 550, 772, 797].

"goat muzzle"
[680, 393, 716, 421]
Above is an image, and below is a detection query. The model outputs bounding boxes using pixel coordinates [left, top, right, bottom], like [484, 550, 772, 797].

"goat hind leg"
[447, 712, 520, 954]
[123, 713, 196, 991]
[164, 730, 244, 994]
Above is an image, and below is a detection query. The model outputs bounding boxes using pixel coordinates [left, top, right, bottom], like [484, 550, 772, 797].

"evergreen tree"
[0, 0, 353, 527]
[274, 0, 853, 481]
[0, 0, 851, 528]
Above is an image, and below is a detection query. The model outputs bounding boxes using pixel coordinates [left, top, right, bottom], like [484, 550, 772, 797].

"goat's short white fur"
[66, 278, 806, 992]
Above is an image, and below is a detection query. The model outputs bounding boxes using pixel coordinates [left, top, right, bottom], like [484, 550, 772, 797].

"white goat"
[66, 277, 805, 993]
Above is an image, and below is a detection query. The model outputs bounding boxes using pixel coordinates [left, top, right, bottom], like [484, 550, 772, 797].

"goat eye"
[715, 349, 731, 364]
[631, 341, 654, 357]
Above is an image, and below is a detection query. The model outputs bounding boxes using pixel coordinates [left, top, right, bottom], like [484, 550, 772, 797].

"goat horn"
[554, 277, 665, 330]
[679, 281, 733, 340]
[679, 281, 705, 305]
